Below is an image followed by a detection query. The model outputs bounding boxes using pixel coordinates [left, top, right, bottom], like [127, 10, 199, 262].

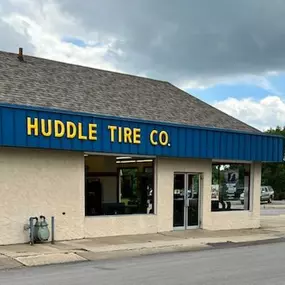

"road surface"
[1, 242, 285, 285]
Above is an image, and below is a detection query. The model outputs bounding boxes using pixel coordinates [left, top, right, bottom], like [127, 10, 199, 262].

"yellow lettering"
[27, 117, 39, 136]
[118, 127, 123, 143]
[88, 123, 97, 140]
[150, 130, 158, 145]
[108, 125, 117, 142]
[78, 123, 87, 140]
[133, 128, 141, 144]
[54, 120, 65, 138]
[66, 121, 77, 139]
[41, 119, 52, 137]
[159, 131, 169, 146]
[124, 127, 132, 143]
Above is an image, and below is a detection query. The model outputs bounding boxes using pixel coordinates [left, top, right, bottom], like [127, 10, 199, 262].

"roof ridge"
[0, 50, 169, 85]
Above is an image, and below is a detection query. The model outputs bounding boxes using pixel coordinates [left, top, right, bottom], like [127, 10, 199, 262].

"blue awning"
[0, 104, 283, 162]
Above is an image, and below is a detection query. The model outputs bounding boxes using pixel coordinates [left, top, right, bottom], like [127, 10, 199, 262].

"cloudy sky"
[1, 0, 285, 131]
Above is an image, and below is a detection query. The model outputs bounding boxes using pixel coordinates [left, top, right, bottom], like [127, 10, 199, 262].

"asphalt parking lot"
[261, 201, 285, 216]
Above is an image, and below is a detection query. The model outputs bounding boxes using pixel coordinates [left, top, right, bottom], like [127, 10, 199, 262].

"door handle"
[186, 198, 190, 207]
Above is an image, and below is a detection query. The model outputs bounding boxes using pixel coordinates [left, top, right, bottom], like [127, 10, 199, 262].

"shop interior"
[84, 154, 155, 216]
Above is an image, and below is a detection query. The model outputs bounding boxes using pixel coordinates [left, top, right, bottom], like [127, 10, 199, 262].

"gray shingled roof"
[0, 50, 259, 133]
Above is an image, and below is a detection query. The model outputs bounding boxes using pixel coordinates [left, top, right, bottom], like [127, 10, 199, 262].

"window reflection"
[211, 164, 250, 211]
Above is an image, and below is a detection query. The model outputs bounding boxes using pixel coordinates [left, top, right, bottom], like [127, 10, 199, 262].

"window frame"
[211, 162, 252, 212]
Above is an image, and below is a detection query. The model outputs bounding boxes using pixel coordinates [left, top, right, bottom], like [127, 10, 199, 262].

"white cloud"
[181, 73, 280, 94]
[213, 96, 285, 131]
[1, 0, 285, 133]
[2, 0, 285, 90]
[1, 0, 122, 71]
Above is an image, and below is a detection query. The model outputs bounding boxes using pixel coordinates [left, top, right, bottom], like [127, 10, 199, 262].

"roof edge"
[0, 50, 169, 86]
[0, 102, 282, 139]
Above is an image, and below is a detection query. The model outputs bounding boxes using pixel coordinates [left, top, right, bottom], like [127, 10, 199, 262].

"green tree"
[262, 126, 285, 199]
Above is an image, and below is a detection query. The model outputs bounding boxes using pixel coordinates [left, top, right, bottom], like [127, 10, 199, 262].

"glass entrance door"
[186, 174, 200, 227]
[173, 173, 201, 229]
[173, 174, 186, 228]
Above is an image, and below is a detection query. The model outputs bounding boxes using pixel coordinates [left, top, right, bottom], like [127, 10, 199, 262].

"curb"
[1, 236, 285, 270]
[74, 236, 285, 262]
[207, 236, 285, 248]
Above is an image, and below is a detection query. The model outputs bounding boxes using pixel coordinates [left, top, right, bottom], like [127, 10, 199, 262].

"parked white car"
[264, 185, 274, 202]
[240, 186, 272, 204]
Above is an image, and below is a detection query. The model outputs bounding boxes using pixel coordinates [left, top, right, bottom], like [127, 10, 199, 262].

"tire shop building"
[0, 49, 284, 245]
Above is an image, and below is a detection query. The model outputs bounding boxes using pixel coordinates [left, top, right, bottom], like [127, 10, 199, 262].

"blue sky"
[61, 36, 104, 48]
[187, 73, 285, 103]
[62, 37, 88, 47]
[187, 83, 271, 103]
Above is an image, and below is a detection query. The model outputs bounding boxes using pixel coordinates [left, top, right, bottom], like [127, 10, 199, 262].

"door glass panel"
[173, 174, 185, 227]
[187, 174, 199, 227]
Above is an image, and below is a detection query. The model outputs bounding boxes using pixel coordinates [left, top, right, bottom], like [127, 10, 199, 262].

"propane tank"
[33, 218, 40, 242]
[37, 215, 50, 242]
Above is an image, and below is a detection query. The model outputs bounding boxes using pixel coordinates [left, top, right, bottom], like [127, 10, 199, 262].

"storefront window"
[211, 163, 251, 211]
[85, 155, 155, 216]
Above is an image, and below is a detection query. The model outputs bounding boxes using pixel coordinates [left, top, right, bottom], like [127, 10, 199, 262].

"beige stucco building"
[0, 50, 283, 245]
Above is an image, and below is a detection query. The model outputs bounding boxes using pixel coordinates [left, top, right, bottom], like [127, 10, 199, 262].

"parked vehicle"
[263, 185, 274, 202]
[240, 186, 271, 204]
[260, 186, 271, 203]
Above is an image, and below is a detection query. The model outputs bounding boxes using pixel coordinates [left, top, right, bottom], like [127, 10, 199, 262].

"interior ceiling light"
[116, 159, 153, 164]
[116, 157, 132, 160]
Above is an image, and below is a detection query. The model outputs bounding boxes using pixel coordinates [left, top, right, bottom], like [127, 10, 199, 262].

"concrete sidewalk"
[1, 216, 285, 270]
